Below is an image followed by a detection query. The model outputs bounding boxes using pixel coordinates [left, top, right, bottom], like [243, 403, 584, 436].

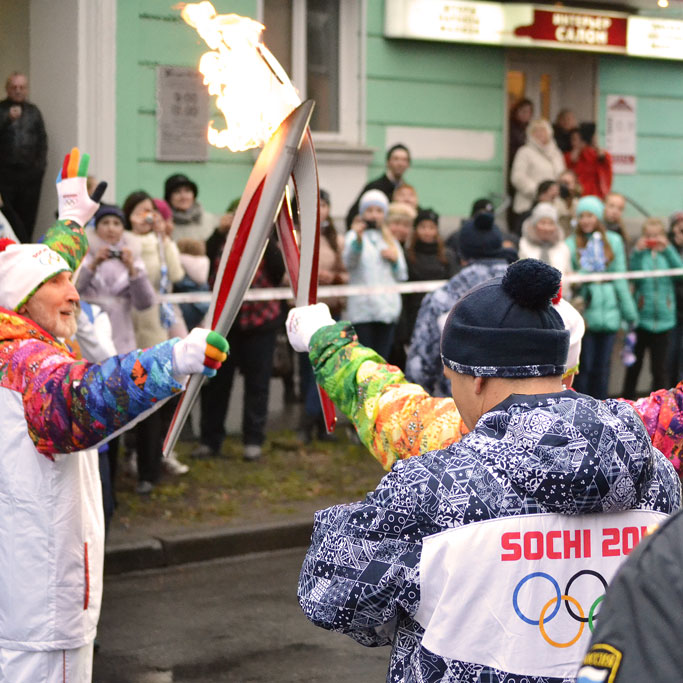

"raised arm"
[288, 306, 466, 470]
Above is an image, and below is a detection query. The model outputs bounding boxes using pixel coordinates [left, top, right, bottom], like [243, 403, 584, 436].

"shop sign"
[513, 8, 628, 53]
[627, 16, 683, 60]
[384, 0, 683, 60]
[156, 66, 210, 162]
[384, 0, 505, 45]
[605, 96, 637, 175]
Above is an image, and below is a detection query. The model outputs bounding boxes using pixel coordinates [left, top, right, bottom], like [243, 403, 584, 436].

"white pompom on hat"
[552, 296, 585, 374]
[0, 239, 71, 312]
[358, 189, 389, 217]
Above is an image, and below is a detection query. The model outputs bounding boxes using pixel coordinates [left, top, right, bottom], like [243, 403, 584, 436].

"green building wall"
[115, 1, 681, 221]
[598, 55, 683, 219]
[116, 0, 258, 214]
[365, 2, 506, 217]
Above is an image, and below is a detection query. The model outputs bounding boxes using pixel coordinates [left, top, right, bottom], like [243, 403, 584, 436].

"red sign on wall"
[514, 9, 628, 52]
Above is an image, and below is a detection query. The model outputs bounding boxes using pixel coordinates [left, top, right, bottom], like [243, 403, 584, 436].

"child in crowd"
[123, 191, 188, 491]
[343, 189, 407, 359]
[78, 204, 156, 353]
[623, 217, 683, 398]
[77, 204, 158, 498]
[519, 202, 572, 278]
[385, 201, 416, 247]
[566, 195, 637, 399]
[391, 183, 419, 212]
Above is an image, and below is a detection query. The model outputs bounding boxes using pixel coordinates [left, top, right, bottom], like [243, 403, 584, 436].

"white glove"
[56, 148, 105, 226]
[286, 303, 336, 353]
[172, 328, 229, 378]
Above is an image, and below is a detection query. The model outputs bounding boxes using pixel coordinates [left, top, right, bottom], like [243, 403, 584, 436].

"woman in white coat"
[510, 119, 565, 233]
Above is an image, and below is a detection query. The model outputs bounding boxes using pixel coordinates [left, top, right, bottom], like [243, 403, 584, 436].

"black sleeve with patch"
[579, 508, 683, 682]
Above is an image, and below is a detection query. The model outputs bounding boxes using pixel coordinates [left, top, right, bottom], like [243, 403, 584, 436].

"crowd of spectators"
[2, 71, 681, 510]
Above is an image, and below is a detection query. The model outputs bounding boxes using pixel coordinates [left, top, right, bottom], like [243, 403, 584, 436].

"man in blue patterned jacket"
[298, 259, 680, 683]
[406, 210, 509, 396]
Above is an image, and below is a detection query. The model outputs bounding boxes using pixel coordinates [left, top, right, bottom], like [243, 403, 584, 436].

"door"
[506, 49, 597, 167]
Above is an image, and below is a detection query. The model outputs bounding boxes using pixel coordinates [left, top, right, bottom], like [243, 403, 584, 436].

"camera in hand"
[108, 249, 123, 259]
[364, 219, 378, 230]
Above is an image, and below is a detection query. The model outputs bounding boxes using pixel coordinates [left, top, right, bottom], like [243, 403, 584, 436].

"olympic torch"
[164, 3, 336, 457]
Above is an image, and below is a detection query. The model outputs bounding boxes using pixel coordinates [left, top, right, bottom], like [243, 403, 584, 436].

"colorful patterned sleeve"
[623, 382, 683, 475]
[40, 219, 88, 272]
[309, 322, 467, 470]
[298, 463, 425, 647]
[5, 337, 184, 455]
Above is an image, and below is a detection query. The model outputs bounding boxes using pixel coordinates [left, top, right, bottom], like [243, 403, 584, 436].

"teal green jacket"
[566, 231, 638, 333]
[629, 244, 683, 333]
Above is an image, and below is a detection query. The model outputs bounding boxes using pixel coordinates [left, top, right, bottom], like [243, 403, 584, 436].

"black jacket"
[579, 507, 683, 682]
[0, 99, 47, 175]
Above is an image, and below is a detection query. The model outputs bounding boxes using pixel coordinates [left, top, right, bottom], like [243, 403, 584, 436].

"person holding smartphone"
[343, 189, 408, 359]
[622, 217, 683, 399]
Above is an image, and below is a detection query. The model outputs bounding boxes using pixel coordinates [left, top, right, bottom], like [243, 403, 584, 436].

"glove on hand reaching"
[286, 303, 336, 353]
[56, 147, 107, 226]
[172, 328, 229, 378]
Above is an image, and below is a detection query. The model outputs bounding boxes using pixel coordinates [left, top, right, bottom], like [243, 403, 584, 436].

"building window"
[262, 0, 360, 142]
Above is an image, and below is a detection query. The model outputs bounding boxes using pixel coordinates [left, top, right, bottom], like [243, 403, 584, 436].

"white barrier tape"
[82, 267, 683, 306]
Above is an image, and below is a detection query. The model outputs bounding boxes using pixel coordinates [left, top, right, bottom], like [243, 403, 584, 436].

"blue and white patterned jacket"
[298, 391, 681, 683]
[406, 259, 509, 396]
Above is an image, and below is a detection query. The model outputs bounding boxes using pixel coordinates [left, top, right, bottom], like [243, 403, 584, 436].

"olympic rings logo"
[512, 571, 607, 648]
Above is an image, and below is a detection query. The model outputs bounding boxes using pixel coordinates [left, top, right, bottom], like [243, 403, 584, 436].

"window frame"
[258, 0, 363, 145]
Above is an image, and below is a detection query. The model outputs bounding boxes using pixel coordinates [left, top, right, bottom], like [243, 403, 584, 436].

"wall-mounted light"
[657, 0, 669, 8]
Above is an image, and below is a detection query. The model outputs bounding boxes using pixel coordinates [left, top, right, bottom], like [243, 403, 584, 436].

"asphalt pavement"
[94, 548, 389, 683]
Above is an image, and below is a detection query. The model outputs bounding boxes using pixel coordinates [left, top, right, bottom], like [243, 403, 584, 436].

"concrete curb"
[104, 518, 314, 575]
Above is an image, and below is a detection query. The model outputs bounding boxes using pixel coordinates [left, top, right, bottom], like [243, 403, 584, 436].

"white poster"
[156, 66, 210, 162]
[605, 95, 637, 175]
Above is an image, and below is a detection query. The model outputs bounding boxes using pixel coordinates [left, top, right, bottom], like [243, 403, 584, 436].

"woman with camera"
[77, 204, 155, 354]
[343, 189, 407, 359]
[122, 191, 187, 492]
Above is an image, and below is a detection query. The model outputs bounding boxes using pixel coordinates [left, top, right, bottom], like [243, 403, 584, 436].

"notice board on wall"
[156, 66, 209, 162]
[605, 95, 637, 175]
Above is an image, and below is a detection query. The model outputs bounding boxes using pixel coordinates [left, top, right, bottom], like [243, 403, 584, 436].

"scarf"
[172, 202, 203, 226]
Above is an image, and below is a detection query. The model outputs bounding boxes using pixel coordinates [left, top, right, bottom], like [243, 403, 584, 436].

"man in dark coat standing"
[345, 143, 411, 228]
[0, 72, 48, 242]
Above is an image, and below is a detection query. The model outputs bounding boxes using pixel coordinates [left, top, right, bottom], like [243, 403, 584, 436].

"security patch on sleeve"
[577, 643, 622, 683]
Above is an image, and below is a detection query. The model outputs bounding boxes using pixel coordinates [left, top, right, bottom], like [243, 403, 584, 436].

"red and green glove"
[172, 328, 230, 378]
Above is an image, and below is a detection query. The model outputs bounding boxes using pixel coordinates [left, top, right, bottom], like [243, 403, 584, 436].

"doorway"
[506, 49, 597, 165]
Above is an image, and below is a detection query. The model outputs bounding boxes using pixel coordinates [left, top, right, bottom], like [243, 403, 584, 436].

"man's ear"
[473, 376, 486, 395]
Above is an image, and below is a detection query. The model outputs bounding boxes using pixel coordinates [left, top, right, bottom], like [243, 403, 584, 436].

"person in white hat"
[0, 149, 229, 683]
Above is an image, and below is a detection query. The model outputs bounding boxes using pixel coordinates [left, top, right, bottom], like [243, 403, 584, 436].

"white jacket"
[0, 310, 184, 651]
[510, 140, 565, 213]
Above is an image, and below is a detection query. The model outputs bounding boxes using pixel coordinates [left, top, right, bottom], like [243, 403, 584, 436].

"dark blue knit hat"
[94, 203, 126, 226]
[440, 259, 569, 377]
[459, 212, 503, 260]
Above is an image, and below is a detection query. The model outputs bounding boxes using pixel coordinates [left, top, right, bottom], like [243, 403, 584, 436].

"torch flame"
[180, 1, 301, 152]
